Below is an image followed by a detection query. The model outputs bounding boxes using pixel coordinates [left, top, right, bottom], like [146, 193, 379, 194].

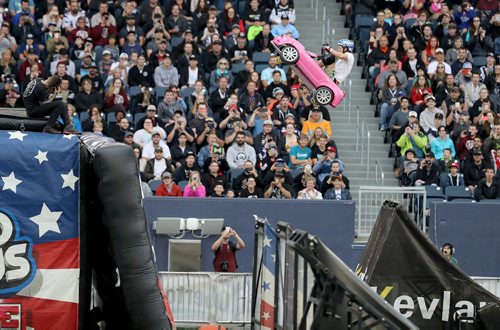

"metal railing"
[355, 106, 371, 177]
[356, 187, 426, 240]
[374, 160, 385, 186]
[160, 272, 252, 326]
[471, 277, 500, 298]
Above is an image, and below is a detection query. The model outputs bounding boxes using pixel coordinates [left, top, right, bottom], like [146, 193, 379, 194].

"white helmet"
[338, 39, 354, 53]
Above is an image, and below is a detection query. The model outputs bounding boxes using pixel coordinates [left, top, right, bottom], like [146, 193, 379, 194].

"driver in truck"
[318, 39, 355, 85]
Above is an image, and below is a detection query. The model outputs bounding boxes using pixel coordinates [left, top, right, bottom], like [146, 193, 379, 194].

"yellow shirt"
[302, 120, 332, 138]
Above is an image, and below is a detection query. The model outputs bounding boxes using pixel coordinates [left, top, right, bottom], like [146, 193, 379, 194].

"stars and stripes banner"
[0, 131, 80, 329]
[259, 222, 276, 330]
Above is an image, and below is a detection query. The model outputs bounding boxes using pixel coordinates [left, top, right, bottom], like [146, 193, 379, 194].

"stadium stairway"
[294, 0, 399, 202]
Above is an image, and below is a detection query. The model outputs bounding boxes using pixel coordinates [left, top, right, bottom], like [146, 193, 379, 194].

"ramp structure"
[0, 130, 172, 329]
[251, 218, 416, 329]
[357, 200, 500, 329]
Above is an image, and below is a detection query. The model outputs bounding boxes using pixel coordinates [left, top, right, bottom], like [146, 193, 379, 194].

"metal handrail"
[374, 160, 384, 186]
[356, 186, 427, 240]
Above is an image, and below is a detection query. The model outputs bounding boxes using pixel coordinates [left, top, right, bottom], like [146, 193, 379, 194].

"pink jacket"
[183, 185, 206, 197]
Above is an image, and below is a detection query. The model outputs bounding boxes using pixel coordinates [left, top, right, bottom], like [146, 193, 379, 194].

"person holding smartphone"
[183, 170, 206, 197]
[211, 226, 245, 272]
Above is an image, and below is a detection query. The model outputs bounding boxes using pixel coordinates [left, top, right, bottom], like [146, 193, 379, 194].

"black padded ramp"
[0, 108, 47, 131]
[92, 142, 170, 329]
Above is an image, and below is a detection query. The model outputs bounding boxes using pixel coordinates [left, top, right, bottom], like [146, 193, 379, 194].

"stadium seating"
[445, 186, 473, 201]
[149, 180, 162, 193]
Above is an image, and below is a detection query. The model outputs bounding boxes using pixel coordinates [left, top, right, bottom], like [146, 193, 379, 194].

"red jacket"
[18, 60, 44, 84]
[104, 92, 129, 110]
[90, 25, 118, 46]
[410, 87, 433, 106]
[155, 183, 182, 196]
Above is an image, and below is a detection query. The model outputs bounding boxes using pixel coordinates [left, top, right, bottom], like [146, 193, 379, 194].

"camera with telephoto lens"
[220, 260, 228, 272]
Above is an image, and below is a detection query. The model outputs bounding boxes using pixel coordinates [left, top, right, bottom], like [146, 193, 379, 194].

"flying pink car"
[271, 35, 345, 107]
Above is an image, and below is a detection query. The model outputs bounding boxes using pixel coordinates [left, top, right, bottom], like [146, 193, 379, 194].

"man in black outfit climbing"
[23, 75, 80, 134]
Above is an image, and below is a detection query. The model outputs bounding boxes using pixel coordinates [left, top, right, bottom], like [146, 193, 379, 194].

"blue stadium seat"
[134, 112, 146, 126]
[149, 180, 162, 192]
[289, 168, 302, 179]
[181, 87, 194, 101]
[354, 16, 375, 39]
[106, 111, 116, 122]
[129, 86, 142, 98]
[479, 199, 500, 203]
[425, 185, 444, 198]
[253, 52, 271, 64]
[178, 180, 189, 191]
[473, 56, 487, 69]
[426, 197, 446, 209]
[229, 168, 244, 185]
[170, 37, 184, 48]
[80, 111, 89, 122]
[155, 86, 167, 104]
[450, 198, 476, 203]
[445, 186, 473, 201]
[232, 63, 245, 74]
[256, 64, 267, 74]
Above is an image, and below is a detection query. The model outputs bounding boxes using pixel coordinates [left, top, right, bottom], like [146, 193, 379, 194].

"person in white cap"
[427, 48, 452, 78]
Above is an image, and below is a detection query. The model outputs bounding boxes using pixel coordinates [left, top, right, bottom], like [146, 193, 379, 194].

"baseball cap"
[326, 146, 336, 153]
[272, 87, 284, 96]
[189, 54, 197, 61]
[127, 15, 136, 20]
[263, 119, 274, 126]
[119, 53, 129, 59]
[186, 151, 196, 157]
[152, 131, 161, 137]
[451, 86, 460, 93]
[238, 32, 246, 38]
[426, 152, 435, 158]
[185, 29, 193, 34]
[405, 148, 415, 156]
[124, 132, 134, 137]
[409, 111, 418, 117]
[462, 62, 473, 69]
[397, 90, 407, 97]
[281, 14, 289, 20]
[85, 37, 93, 43]
[449, 161, 459, 169]
[473, 150, 483, 155]
[26, 34, 34, 39]
[460, 110, 470, 116]
[426, 95, 436, 102]
[102, 50, 111, 56]
[436, 48, 444, 54]
[154, 146, 163, 152]
[232, 24, 240, 29]
[155, 27, 163, 33]
[147, 105, 156, 111]
[162, 172, 173, 179]
[89, 62, 98, 68]
[285, 113, 295, 118]
[435, 113, 444, 120]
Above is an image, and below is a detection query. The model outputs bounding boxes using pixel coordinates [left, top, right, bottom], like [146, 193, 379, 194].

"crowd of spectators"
[0, 0, 352, 200]
[350, 0, 500, 201]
